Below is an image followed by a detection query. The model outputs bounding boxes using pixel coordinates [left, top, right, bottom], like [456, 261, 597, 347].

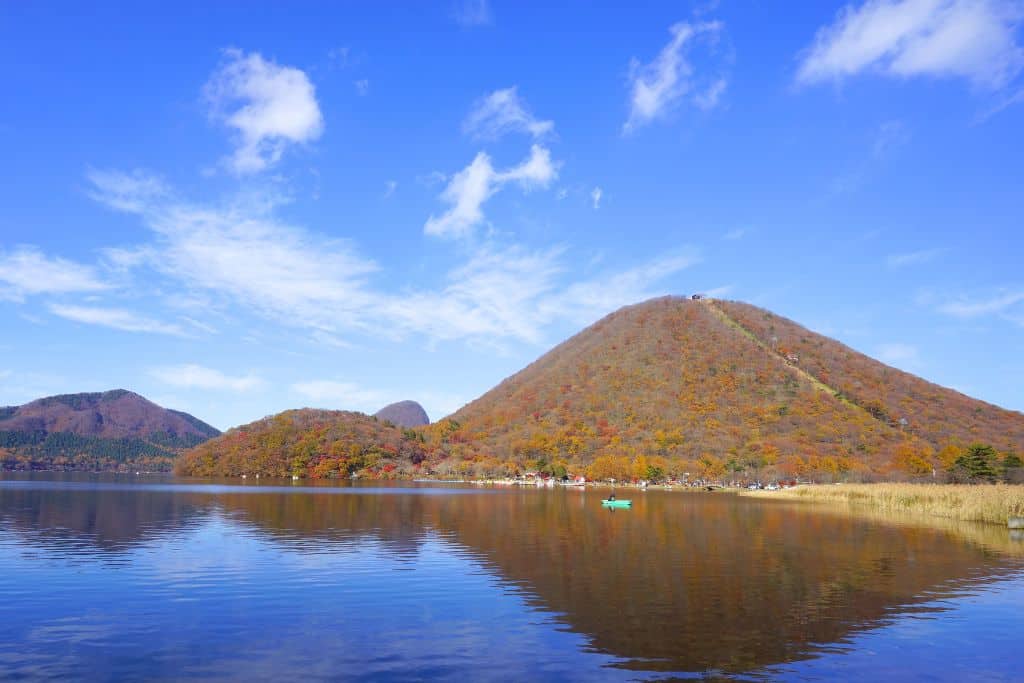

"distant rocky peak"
[374, 401, 429, 428]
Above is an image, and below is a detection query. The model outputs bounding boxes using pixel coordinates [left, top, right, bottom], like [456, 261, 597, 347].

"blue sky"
[1, 1, 1022, 430]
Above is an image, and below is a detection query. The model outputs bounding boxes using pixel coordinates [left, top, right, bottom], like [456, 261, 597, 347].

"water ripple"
[1, 477, 1023, 681]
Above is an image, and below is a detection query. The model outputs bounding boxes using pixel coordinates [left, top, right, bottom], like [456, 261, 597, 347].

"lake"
[1, 474, 1022, 681]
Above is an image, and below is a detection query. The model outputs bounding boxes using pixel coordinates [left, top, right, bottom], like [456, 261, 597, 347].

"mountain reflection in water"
[1, 474, 1022, 681]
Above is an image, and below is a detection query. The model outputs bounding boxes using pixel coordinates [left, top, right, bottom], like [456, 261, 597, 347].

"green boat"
[601, 499, 632, 507]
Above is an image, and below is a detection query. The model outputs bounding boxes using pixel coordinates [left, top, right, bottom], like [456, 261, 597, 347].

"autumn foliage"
[175, 410, 434, 478]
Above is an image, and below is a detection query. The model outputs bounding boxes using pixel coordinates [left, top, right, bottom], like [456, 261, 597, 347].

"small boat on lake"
[601, 499, 632, 508]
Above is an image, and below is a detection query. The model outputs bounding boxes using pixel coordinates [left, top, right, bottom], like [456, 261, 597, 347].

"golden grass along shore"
[741, 483, 1024, 526]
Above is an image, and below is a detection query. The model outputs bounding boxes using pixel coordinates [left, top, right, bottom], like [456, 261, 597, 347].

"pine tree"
[950, 444, 999, 483]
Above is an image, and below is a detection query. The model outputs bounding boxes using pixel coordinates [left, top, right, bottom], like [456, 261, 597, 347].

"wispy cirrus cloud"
[0, 246, 110, 301]
[150, 364, 264, 392]
[424, 145, 559, 239]
[385, 245, 568, 344]
[797, 0, 1024, 89]
[937, 289, 1024, 318]
[887, 247, 944, 267]
[624, 20, 728, 132]
[309, 330, 354, 349]
[48, 303, 187, 336]
[88, 168, 379, 334]
[204, 49, 324, 174]
[462, 87, 554, 140]
[384, 246, 701, 346]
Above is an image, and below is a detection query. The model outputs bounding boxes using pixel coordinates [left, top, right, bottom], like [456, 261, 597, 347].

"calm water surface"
[1, 474, 1022, 681]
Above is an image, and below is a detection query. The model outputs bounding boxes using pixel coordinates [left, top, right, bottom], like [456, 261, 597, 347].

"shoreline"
[740, 483, 1024, 527]
[7, 470, 1024, 527]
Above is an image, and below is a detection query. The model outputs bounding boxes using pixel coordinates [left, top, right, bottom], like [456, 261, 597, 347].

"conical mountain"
[441, 296, 1023, 479]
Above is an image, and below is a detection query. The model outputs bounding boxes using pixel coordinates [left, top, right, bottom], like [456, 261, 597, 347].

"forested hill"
[175, 409, 430, 478]
[176, 297, 1024, 482]
[0, 389, 220, 471]
[438, 296, 1023, 480]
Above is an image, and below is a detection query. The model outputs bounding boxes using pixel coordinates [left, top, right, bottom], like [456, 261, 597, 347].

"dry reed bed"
[742, 483, 1024, 526]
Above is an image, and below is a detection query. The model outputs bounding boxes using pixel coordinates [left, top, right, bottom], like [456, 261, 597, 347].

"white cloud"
[354, 78, 369, 96]
[453, 0, 492, 27]
[0, 246, 109, 301]
[290, 380, 386, 412]
[938, 290, 1024, 317]
[590, 186, 603, 209]
[182, 317, 219, 334]
[462, 87, 554, 140]
[309, 330, 353, 349]
[723, 228, 746, 240]
[48, 303, 187, 336]
[382, 245, 567, 344]
[887, 247, 943, 267]
[101, 245, 157, 271]
[150, 364, 263, 392]
[85, 168, 170, 213]
[381, 247, 699, 346]
[88, 169, 379, 334]
[204, 49, 324, 174]
[383, 180, 398, 198]
[625, 21, 726, 132]
[693, 77, 728, 110]
[797, 0, 1024, 89]
[424, 145, 559, 238]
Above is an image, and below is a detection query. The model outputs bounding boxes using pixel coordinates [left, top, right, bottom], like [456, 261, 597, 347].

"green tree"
[949, 444, 999, 483]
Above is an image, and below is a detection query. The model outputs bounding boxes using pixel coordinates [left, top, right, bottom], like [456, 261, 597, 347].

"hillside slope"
[713, 300, 1024, 453]
[0, 390, 220, 471]
[175, 409, 433, 478]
